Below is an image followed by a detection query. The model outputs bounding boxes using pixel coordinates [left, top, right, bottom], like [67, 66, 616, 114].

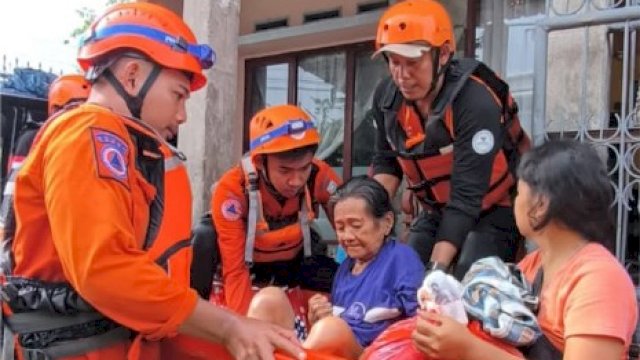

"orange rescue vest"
[123, 117, 193, 280]
[240, 155, 314, 264]
[387, 59, 531, 211]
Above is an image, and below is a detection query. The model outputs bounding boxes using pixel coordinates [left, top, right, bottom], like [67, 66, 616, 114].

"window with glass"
[474, 0, 545, 136]
[243, 62, 290, 150]
[297, 52, 346, 176]
[352, 50, 388, 177]
[244, 43, 388, 180]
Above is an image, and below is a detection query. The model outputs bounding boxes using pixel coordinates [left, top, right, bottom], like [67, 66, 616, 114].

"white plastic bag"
[417, 270, 468, 324]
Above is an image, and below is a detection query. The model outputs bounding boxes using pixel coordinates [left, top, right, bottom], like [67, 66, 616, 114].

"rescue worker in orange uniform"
[0, 3, 304, 360]
[0, 74, 91, 273]
[191, 104, 341, 338]
[370, 0, 530, 279]
[47, 74, 93, 116]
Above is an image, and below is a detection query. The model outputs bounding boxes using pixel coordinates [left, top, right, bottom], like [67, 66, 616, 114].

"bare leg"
[247, 286, 296, 329]
[304, 316, 363, 359]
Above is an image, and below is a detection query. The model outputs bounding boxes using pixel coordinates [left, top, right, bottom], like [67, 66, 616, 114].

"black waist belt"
[1, 277, 131, 359]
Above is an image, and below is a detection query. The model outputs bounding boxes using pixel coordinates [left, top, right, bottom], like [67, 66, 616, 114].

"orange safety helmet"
[375, 0, 455, 53]
[47, 74, 91, 115]
[249, 105, 320, 157]
[77, 2, 214, 91]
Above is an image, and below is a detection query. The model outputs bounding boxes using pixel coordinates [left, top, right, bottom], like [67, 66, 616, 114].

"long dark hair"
[330, 176, 395, 229]
[517, 140, 614, 247]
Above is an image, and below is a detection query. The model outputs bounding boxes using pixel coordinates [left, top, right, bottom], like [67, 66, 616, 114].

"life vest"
[385, 58, 531, 211]
[0, 111, 193, 359]
[240, 155, 314, 264]
[123, 117, 193, 282]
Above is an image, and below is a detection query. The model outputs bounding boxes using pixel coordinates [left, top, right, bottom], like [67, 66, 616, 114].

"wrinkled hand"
[307, 293, 333, 325]
[223, 316, 305, 360]
[412, 310, 473, 360]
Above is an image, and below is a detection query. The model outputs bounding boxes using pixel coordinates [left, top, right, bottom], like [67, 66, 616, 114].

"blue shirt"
[331, 239, 425, 347]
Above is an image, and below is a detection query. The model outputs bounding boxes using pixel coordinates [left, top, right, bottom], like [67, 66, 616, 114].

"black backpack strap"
[472, 63, 511, 110]
[531, 267, 544, 298]
[431, 58, 480, 117]
[520, 267, 563, 360]
[470, 61, 528, 179]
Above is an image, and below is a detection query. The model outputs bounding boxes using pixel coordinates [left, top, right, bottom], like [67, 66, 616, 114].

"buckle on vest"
[247, 172, 259, 190]
[406, 180, 435, 192]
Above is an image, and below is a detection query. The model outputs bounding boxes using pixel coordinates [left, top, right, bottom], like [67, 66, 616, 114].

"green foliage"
[64, 0, 134, 45]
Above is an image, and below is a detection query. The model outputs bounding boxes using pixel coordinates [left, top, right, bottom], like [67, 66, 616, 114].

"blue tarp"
[0, 68, 57, 100]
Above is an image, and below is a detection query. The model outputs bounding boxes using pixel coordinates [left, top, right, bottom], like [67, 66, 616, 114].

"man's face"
[387, 51, 434, 101]
[264, 152, 314, 198]
[140, 67, 191, 141]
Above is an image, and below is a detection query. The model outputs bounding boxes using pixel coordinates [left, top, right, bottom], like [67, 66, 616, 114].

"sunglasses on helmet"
[82, 24, 215, 70]
[250, 119, 316, 151]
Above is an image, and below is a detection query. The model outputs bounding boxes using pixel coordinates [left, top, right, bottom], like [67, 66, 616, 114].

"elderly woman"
[302, 176, 425, 359]
[412, 140, 638, 360]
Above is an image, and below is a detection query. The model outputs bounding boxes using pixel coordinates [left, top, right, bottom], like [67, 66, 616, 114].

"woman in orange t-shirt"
[411, 140, 638, 360]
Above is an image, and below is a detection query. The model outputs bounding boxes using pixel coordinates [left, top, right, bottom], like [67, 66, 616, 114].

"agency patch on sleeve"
[91, 128, 129, 187]
[221, 198, 242, 221]
[471, 129, 494, 155]
[326, 180, 338, 195]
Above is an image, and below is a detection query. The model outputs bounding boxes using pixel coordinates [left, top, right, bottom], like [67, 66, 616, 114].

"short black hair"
[330, 176, 395, 229]
[517, 140, 614, 247]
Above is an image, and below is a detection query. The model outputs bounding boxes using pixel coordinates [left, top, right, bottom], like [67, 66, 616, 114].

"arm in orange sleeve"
[42, 113, 197, 339]
[312, 159, 342, 226]
[211, 168, 254, 315]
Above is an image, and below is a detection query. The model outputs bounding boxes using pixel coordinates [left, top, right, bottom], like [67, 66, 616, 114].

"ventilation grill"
[303, 9, 341, 23]
[357, 0, 389, 13]
[255, 18, 289, 32]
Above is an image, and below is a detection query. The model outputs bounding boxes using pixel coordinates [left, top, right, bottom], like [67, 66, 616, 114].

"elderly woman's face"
[333, 197, 392, 263]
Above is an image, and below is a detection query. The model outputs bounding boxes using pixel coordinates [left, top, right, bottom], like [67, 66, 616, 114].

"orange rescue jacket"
[6, 104, 197, 359]
[211, 157, 341, 314]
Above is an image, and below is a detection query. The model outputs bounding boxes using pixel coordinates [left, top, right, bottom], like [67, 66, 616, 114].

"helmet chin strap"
[258, 156, 299, 202]
[423, 48, 453, 101]
[102, 64, 162, 119]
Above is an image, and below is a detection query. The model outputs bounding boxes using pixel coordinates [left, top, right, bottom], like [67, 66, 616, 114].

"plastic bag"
[417, 270, 468, 324]
[360, 317, 423, 360]
[361, 317, 524, 360]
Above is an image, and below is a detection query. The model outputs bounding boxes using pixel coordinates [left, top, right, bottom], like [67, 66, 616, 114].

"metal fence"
[0, 54, 64, 79]
[532, 0, 640, 280]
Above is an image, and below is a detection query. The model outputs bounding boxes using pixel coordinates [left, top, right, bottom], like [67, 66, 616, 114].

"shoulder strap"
[300, 191, 313, 258]
[240, 155, 264, 266]
[531, 268, 544, 298]
[472, 62, 511, 112]
[431, 58, 481, 117]
[240, 155, 315, 262]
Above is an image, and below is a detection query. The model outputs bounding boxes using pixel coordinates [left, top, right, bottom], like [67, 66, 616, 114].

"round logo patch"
[221, 198, 242, 221]
[471, 129, 494, 155]
[101, 147, 127, 179]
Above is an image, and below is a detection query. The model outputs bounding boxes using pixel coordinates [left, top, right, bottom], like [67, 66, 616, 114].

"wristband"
[426, 261, 449, 273]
